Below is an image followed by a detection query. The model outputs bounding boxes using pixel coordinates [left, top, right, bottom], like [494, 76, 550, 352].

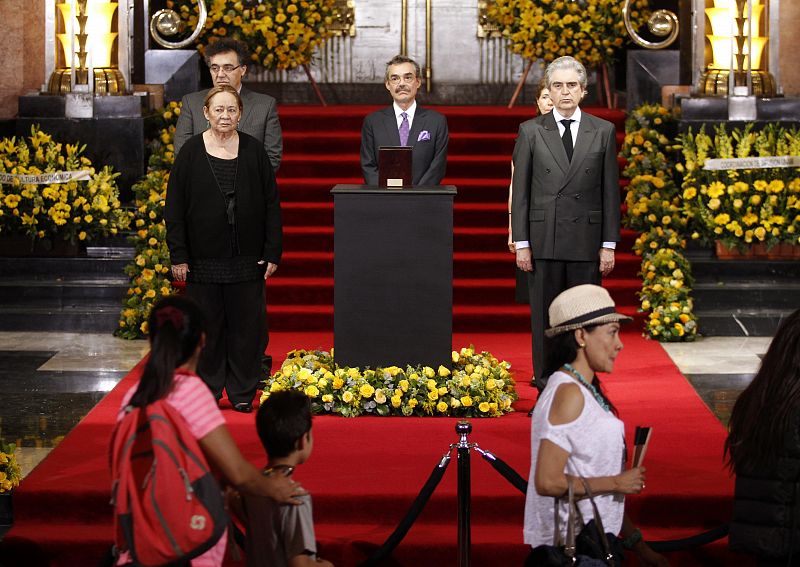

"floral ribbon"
[703, 156, 800, 171]
[0, 170, 92, 184]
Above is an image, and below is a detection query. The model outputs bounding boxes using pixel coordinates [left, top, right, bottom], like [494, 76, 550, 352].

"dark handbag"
[526, 478, 622, 567]
[575, 478, 624, 566]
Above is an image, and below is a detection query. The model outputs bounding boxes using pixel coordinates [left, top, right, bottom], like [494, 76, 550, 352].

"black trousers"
[186, 279, 268, 404]
[527, 259, 599, 389]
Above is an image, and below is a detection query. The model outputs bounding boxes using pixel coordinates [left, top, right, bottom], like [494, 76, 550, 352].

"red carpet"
[1, 331, 753, 566]
[270, 105, 642, 332]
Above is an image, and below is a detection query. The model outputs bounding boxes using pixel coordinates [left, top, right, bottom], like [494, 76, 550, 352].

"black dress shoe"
[233, 402, 253, 413]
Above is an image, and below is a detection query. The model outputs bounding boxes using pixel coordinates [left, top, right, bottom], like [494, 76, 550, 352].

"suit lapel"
[238, 87, 255, 132]
[562, 113, 598, 186]
[541, 113, 570, 174]
[407, 106, 425, 147]
[381, 106, 401, 146]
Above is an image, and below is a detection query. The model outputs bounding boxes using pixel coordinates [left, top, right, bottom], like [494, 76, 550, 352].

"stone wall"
[0, 1, 44, 119]
[778, 0, 800, 96]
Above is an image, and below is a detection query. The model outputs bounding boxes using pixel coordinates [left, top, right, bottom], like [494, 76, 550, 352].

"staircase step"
[283, 201, 638, 230]
[278, 176, 512, 204]
[277, 152, 627, 179]
[278, 105, 625, 134]
[0, 305, 121, 333]
[0, 279, 129, 308]
[275, 250, 641, 280]
[694, 308, 797, 337]
[693, 281, 800, 311]
[267, 302, 642, 334]
[0, 257, 129, 279]
[283, 225, 639, 252]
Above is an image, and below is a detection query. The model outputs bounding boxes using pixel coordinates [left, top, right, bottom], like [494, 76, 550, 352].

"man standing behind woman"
[174, 38, 283, 172]
[511, 56, 621, 390]
[508, 81, 553, 310]
[165, 85, 282, 413]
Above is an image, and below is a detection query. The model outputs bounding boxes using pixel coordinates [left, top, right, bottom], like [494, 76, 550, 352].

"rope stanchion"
[228, 421, 731, 564]
[455, 421, 473, 567]
[357, 449, 453, 567]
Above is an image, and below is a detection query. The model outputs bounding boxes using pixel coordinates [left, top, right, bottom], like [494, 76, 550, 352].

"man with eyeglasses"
[360, 55, 448, 186]
[174, 38, 282, 172]
[510, 56, 620, 391]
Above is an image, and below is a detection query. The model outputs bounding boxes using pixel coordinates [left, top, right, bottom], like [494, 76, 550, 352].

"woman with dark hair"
[116, 295, 303, 566]
[524, 284, 667, 567]
[726, 308, 800, 565]
[166, 84, 282, 413]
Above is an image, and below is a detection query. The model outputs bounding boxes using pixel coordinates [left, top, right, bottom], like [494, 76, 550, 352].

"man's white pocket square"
[417, 130, 431, 142]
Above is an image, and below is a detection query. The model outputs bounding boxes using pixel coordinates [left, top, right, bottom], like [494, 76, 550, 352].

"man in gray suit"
[511, 56, 620, 390]
[174, 39, 282, 171]
[360, 55, 448, 186]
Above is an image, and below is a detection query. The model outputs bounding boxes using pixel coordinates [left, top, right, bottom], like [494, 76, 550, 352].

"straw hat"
[545, 284, 632, 338]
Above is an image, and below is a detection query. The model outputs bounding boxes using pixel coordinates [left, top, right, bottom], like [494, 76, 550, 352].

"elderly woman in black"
[726, 308, 800, 565]
[165, 84, 281, 413]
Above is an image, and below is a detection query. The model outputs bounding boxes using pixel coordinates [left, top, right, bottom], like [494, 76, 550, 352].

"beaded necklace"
[562, 363, 610, 413]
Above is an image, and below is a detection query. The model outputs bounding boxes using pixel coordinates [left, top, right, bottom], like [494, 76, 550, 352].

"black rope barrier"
[226, 421, 730, 563]
[357, 450, 453, 567]
[475, 447, 528, 494]
[646, 524, 730, 552]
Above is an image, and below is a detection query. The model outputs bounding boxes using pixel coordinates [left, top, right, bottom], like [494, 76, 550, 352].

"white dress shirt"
[515, 106, 616, 251]
[393, 101, 417, 130]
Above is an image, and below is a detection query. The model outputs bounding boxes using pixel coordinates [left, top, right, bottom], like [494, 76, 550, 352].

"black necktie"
[560, 119, 574, 162]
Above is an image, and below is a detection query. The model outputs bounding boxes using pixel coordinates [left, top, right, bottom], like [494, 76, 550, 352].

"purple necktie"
[399, 112, 410, 146]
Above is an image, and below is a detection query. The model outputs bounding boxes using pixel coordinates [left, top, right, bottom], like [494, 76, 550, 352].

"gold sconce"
[699, 0, 776, 96]
[48, 0, 126, 95]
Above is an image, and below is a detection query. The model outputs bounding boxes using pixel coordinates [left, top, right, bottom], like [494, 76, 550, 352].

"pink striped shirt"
[117, 369, 227, 567]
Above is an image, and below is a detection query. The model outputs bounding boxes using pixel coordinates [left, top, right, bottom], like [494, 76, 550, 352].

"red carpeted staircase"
[271, 105, 640, 334]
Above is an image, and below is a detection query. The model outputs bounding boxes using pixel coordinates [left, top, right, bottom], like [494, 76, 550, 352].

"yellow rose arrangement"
[681, 124, 800, 252]
[0, 442, 21, 493]
[169, 0, 336, 71]
[261, 346, 518, 418]
[117, 103, 181, 339]
[0, 126, 129, 245]
[623, 104, 697, 341]
[620, 104, 680, 179]
[485, 0, 650, 66]
[636, 247, 697, 341]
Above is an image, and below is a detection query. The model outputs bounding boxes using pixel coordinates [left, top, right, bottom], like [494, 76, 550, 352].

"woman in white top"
[524, 284, 667, 566]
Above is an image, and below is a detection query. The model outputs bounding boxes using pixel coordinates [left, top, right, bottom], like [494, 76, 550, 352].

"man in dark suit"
[360, 55, 448, 186]
[511, 56, 620, 390]
[174, 39, 282, 172]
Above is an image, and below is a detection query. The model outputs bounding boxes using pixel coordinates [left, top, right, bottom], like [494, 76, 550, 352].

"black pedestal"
[17, 94, 144, 201]
[679, 96, 800, 131]
[332, 184, 456, 369]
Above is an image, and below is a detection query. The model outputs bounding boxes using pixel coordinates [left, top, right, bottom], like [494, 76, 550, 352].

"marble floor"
[0, 332, 148, 480]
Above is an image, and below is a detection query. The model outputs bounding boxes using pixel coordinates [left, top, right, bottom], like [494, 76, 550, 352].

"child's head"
[256, 390, 313, 463]
[131, 295, 206, 407]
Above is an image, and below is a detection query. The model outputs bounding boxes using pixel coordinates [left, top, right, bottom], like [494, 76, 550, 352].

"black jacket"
[730, 415, 800, 560]
[165, 132, 282, 266]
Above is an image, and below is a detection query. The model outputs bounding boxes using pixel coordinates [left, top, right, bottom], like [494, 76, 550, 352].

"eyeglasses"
[209, 64, 242, 74]
[388, 73, 417, 85]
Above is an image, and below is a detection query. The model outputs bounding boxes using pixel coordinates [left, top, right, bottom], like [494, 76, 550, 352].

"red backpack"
[110, 399, 227, 566]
